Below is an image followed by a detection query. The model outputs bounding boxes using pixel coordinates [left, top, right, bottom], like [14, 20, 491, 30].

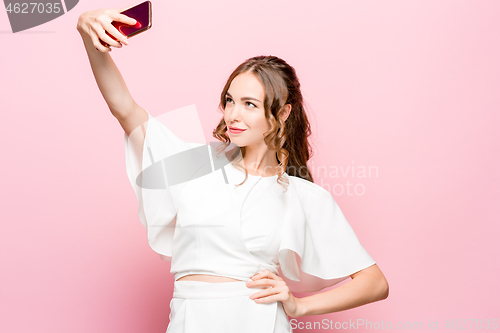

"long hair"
[212, 55, 314, 191]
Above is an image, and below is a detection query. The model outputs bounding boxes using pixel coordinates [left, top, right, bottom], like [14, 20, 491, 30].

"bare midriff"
[176, 274, 243, 283]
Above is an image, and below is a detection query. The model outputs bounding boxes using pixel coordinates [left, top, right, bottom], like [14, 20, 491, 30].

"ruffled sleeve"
[124, 105, 205, 261]
[277, 177, 376, 293]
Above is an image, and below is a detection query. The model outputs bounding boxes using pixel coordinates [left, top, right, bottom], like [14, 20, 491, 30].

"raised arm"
[76, 8, 148, 137]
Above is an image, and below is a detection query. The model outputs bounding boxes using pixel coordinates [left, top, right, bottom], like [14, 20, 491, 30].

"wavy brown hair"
[212, 55, 314, 191]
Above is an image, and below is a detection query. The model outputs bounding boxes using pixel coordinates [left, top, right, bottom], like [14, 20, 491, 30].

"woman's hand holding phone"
[76, 8, 137, 52]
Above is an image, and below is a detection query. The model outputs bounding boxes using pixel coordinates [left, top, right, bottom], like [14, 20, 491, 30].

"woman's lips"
[229, 127, 246, 134]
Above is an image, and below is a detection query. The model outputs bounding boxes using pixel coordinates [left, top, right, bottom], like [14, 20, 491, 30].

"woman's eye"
[246, 102, 256, 108]
[225, 96, 233, 103]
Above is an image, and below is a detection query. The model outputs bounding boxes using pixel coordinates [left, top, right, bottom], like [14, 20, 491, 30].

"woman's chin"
[229, 139, 246, 148]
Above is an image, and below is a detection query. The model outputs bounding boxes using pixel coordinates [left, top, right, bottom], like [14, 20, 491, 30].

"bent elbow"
[378, 277, 389, 301]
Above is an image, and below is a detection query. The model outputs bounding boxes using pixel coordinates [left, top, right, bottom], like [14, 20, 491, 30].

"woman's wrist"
[293, 297, 309, 318]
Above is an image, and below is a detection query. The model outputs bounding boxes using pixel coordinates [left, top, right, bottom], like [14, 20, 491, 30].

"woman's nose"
[227, 104, 242, 123]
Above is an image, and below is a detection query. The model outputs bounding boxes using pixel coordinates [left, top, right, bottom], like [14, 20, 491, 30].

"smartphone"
[99, 1, 152, 47]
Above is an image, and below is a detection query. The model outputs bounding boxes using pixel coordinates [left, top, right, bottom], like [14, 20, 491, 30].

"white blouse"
[124, 104, 376, 293]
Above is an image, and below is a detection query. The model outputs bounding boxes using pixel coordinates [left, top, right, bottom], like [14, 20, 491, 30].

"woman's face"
[223, 71, 269, 148]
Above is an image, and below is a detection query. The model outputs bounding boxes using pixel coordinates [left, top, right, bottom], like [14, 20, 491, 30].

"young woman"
[77, 7, 389, 333]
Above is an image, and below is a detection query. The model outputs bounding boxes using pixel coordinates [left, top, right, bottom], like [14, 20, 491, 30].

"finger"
[98, 38, 111, 48]
[251, 270, 270, 280]
[104, 15, 136, 46]
[92, 14, 129, 47]
[247, 278, 279, 288]
[115, 13, 137, 26]
[95, 44, 112, 52]
[89, 29, 111, 52]
[110, 10, 137, 35]
[252, 270, 280, 281]
[251, 291, 282, 303]
[249, 288, 276, 299]
[95, 28, 121, 49]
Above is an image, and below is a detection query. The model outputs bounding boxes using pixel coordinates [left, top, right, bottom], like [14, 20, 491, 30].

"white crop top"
[124, 104, 376, 293]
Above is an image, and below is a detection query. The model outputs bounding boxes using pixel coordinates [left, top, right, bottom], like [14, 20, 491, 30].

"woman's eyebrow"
[226, 92, 262, 103]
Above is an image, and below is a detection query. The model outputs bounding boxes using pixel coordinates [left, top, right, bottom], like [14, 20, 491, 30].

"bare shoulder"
[114, 103, 149, 138]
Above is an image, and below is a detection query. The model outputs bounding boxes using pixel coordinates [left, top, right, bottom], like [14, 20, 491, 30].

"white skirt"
[166, 280, 293, 333]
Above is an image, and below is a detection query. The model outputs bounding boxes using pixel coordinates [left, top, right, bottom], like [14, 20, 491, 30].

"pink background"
[1, 0, 499, 332]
